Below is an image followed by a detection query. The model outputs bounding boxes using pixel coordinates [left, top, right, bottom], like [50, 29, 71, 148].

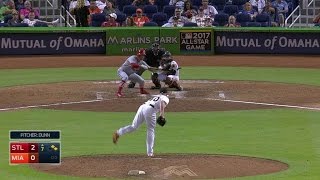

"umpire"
[128, 43, 165, 89]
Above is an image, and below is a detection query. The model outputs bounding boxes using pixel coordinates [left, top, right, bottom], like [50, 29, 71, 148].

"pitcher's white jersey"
[144, 95, 170, 113]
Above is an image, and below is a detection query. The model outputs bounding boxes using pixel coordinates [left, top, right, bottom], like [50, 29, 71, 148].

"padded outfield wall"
[0, 27, 320, 55]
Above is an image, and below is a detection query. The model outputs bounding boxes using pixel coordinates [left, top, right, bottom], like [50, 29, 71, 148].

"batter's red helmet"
[137, 48, 146, 56]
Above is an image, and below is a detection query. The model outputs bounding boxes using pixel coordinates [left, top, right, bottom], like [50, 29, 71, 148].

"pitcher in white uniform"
[113, 88, 170, 156]
[117, 48, 150, 97]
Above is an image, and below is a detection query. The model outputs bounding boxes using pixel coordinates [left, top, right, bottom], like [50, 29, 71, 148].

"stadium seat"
[163, 5, 176, 19]
[155, 0, 170, 11]
[143, 5, 158, 19]
[152, 12, 168, 26]
[143, 21, 159, 26]
[91, 13, 106, 27]
[223, 5, 239, 16]
[116, 0, 131, 12]
[246, 22, 261, 27]
[34, 22, 48, 27]
[256, 13, 270, 27]
[211, 0, 227, 11]
[0, 23, 8, 27]
[192, 0, 203, 7]
[232, 0, 247, 10]
[236, 13, 251, 27]
[183, 22, 198, 27]
[123, 5, 137, 16]
[12, 23, 29, 27]
[214, 13, 229, 26]
[115, 12, 127, 25]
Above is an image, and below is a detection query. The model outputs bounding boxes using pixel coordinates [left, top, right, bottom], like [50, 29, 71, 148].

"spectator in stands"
[147, 0, 156, 5]
[73, 0, 90, 27]
[249, 0, 265, 14]
[313, 12, 320, 25]
[103, 0, 118, 15]
[69, 0, 89, 14]
[169, 0, 186, 9]
[15, 0, 25, 11]
[162, 15, 184, 27]
[224, 15, 240, 27]
[168, 8, 189, 23]
[123, 16, 136, 26]
[133, 8, 150, 27]
[23, 10, 59, 26]
[101, 12, 120, 26]
[88, 0, 101, 24]
[191, 6, 212, 27]
[201, 0, 218, 18]
[0, 0, 16, 22]
[19, 0, 40, 20]
[182, 0, 197, 17]
[262, 1, 278, 26]
[7, 9, 21, 26]
[132, 0, 146, 8]
[240, 2, 258, 21]
[96, 0, 107, 10]
[272, 0, 288, 27]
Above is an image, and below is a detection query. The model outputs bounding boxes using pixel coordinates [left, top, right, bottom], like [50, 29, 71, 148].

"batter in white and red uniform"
[117, 48, 150, 97]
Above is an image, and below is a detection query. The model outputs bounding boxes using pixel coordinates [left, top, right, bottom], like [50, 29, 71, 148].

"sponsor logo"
[154, 165, 197, 178]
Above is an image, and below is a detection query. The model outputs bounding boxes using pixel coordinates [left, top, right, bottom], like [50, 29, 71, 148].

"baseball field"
[1, 55, 320, 180]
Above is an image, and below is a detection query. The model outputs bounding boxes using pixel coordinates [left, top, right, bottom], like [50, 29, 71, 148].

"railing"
[44, 0, 58, 22]
[285, 0, 316, 28]
[306, 0, 316, 27]
[285, 6, 301, 27]
[60, 5, 76, 27]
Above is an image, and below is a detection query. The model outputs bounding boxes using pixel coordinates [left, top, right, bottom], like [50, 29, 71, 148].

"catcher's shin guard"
[151, 73, 161, 89]
[128, 82, 136, 88]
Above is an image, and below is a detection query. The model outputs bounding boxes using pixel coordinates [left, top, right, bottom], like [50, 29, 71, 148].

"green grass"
[0, 67, 320, 87]
[0, 109, 319, 180]
[1, 66, 320, 179]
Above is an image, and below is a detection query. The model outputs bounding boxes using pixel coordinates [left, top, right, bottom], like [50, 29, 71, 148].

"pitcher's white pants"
[117, 104, 156, 155]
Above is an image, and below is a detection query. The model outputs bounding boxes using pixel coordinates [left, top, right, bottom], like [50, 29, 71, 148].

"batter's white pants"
[117, 104, 156, 155]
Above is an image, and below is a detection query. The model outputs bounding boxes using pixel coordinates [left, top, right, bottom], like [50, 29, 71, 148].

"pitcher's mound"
[32, 154, 288, 179]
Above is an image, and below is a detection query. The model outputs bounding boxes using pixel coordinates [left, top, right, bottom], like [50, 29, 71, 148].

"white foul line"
[0, 99, 102, 112]
[208, 98, 320, 111]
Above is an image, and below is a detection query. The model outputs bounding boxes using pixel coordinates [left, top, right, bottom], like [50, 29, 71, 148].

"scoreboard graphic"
[9, 130, 61, 165]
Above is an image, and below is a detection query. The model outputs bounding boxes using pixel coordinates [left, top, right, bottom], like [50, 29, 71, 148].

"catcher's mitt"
[156, 116, 166, 127]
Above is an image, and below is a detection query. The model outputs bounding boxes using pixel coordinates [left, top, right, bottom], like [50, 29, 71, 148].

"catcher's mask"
[161, 51, 172, 62]
[151, 43, 160, 56]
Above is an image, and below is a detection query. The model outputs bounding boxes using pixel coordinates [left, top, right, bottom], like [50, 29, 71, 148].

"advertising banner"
[160, 28, 213, 55]
[105, 28, 160, 55]
[0, 32, 106, 55]
[215, 31, 320, 54]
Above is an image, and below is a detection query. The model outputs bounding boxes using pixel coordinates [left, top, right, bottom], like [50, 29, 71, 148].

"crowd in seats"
[0, 0, 308, 28]
[0, 0, 59, 27]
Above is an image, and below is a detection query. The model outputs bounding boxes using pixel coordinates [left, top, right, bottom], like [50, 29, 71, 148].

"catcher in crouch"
[156, 51, 183, 91]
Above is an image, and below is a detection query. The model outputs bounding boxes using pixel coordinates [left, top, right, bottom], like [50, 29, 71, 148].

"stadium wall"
[0, 27, 319, 55]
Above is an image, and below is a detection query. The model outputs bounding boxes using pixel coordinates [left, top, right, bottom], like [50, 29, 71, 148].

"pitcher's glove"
[156, 116, 166, 127]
